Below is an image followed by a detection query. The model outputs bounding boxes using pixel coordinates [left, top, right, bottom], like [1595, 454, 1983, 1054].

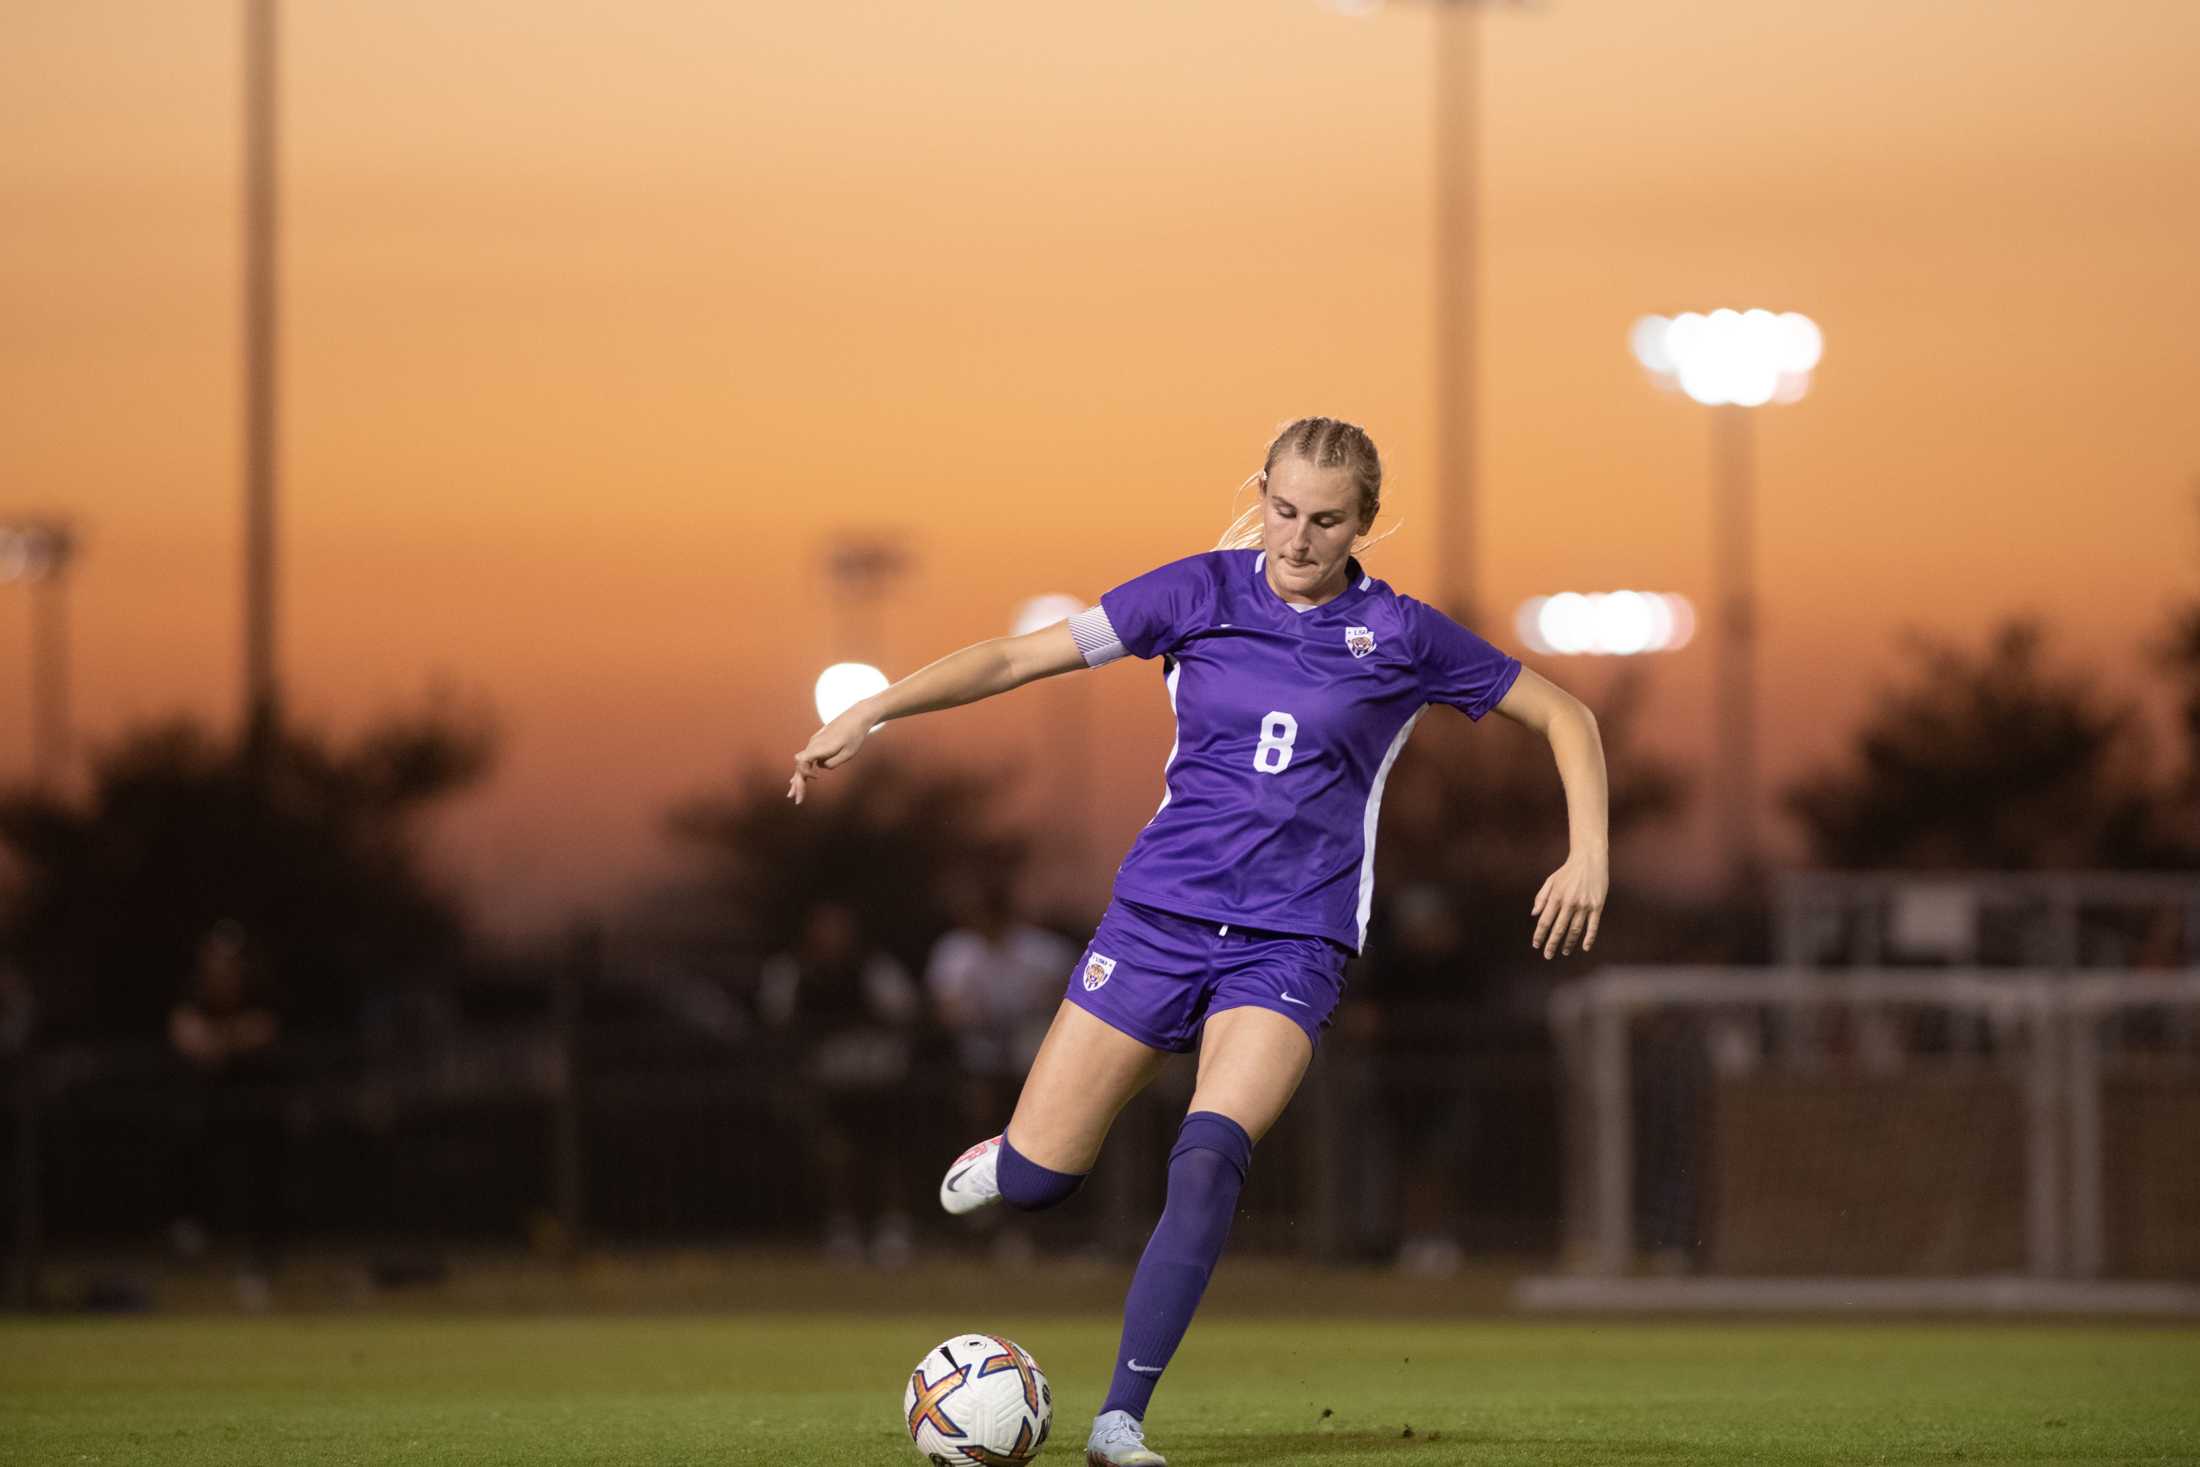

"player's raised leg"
[1087, 1006, 1313, 1467]
[939, 999, 1167, 1215]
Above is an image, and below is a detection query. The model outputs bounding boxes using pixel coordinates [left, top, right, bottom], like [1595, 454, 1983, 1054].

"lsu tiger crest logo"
[1345, 625, 1376, 659]
[1082, 952, 1117, 992]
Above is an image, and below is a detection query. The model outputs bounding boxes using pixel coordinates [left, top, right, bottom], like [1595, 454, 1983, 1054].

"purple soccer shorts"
[1065, 897, 1352, 1054]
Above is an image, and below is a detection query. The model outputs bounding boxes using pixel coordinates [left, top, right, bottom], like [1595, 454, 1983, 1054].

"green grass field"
[5, 1311, 2197, 1466]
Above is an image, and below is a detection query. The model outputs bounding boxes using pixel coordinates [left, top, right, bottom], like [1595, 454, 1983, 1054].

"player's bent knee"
[997, 1135, 1085, 1212]
[1144, 1111, 1255, 1267]
[1169, 1110, 1254, 1187]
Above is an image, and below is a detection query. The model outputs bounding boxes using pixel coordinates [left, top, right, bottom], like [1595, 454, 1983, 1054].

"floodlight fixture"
[1, 519, 78, 789]
[0, 523, 74, 585]
[1632, 309, 1823, 406]
[814, 662, 889, 726]
[1515, 591, 1695, 656]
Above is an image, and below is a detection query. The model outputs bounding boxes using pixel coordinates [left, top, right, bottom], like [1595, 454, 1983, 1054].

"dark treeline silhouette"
[8, 586, 2199, 1266]
[0, 701, 493, 1039]
[2159, 497, 2200, 822]
[1785, 619, 2198, 872]
[1374, 664, 1690, 964]
[8, 576, 2198, 1049]
[665, 756, 1032, 974]
[2167, 601, 2200, 804]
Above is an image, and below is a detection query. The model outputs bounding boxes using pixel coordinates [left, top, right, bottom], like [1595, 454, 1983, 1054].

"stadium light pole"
[1631, 310, 1823, 890]
[1322, 0, 1536, 624]
[242, 0, 282, 757]
[824, 535, 912, 671]
[0, 522, 78, 791]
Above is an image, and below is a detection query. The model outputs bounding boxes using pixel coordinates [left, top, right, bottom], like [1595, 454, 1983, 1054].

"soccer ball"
[902, 1332, 1053, 1465]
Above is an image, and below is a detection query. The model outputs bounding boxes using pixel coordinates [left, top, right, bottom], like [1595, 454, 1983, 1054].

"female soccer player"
[790, 417, 1609, 1467]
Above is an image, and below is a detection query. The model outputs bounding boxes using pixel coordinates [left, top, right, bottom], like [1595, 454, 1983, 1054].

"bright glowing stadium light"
[1540, 592, 1595, 655]
[1514, 592, 1697, 655]
[1011, 593, 1086, 638]
[1777, 311, 1823, 370]
[1628, 315, 1675, 377]
[1515, 596, 1551, 654]
[1661, 592, 1697, 651]
[813, 661, 888, 725]
[1632, 308, 1823, 406]
[1598, 589, 1657, 656]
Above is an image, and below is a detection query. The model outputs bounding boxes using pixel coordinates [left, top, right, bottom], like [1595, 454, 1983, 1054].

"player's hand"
[1531, 846, 1608, 960]
[787, 703, 877, 804]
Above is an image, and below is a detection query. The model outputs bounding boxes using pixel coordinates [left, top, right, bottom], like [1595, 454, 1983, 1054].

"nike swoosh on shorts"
[1277, 992, 1310, 1008]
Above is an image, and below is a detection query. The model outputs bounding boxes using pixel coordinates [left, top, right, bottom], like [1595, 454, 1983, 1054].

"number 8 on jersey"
[1253, 711, 1298, 774]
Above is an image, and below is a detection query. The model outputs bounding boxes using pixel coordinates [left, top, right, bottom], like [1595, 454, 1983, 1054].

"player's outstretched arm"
[788, 620, 1086, 803]
[1492, 668, 1610, 959]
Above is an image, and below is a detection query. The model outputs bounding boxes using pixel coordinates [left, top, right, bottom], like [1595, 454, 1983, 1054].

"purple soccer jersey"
[1076, 548, 1521, 953]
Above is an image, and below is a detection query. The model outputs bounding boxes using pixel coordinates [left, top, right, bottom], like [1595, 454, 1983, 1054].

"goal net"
[1523, 874, 2200, 1314]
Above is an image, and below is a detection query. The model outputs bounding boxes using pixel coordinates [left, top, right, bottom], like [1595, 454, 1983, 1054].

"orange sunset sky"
[4, 1, 2197, 934]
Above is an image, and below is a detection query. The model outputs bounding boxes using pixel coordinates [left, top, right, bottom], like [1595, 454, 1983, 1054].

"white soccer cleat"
[939, 1135, 1004, 1215]
[1086, 1409, 1167, 1467]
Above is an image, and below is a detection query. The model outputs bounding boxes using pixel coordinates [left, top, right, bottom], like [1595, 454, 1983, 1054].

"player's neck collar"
[1251, 550, 1373, 618]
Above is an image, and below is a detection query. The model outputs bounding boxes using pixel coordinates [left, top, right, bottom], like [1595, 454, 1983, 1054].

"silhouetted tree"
[1372, 665, 1689, 968]
[2167, 602, 2200, 790]
[666, 757, 1027, 973]
[1785, 620, 2180, 870]
[0, 702, 494, 1038]
[2158, 493, 2200, 819]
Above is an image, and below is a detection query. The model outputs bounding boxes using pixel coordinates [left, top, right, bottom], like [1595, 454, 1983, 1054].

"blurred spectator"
[757, 900, 921, 1267]
[924, 875, 1074, 1260]
[926, 876, 1072, 1130]
[167, 920, 285, 1308]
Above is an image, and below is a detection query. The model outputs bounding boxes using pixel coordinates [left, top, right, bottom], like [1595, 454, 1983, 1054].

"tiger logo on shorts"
[1082, 952, 1117, 991]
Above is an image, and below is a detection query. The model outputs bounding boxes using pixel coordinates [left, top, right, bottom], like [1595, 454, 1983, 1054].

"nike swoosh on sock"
[1127, 1359, 1163, 1375]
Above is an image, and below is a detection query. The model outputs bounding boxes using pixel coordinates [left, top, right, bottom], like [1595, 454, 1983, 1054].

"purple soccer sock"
[1100, 1110, 1254, 1422]
[997, 1134, 1085, 1212]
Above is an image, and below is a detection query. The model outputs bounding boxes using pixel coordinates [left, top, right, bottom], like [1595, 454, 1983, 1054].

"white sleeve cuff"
[1068, 605, 1128, 667]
